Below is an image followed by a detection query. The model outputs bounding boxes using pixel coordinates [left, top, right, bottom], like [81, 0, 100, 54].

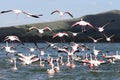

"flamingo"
[51, 10, 73, 18]
[39, 57, 45, 68]
[46, 41, 58, 49]
[78, 53, 89, 66]
[54, 59, 60, 72]
[52, 32, 69, 42]
[66, 56, 76, 69]
[92, 46, 101, 60]
[58, 55, 64, 66]
[79, 43, 90, 52]
[4, 35, 21, 42]
[81, 54, 105, 69]
[1, 42, 17, 55]
[69, 31, 81, 37]
[0, 9, 43, 18]
[21, 46, 37, 54]
[11, 57, 17, 71]
[70, 42, 80, 53]
[29, 26, 52, 37]
[17, 53, 39, 65]
[88, 36, 103, 43]
[103, 34, 114, 42]
[97, 23, 109, 32]
[34, 42, 48, 56]
[71, 18, 94, 32]
[103, 51, 120, 63]
[47, 58, 55, 75]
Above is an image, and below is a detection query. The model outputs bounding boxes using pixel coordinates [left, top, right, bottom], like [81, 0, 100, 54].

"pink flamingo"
[4, 35, 21, 42]
[71, 18, 94, 32]
[52, 32, 69, 42]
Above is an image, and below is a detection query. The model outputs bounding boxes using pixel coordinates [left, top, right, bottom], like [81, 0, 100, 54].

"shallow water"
[0, 43, 120, 80]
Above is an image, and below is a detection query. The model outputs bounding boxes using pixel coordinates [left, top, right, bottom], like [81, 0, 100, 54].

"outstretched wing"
[29, 26, 39, 31]
[101, 23, 110, 28]
[87, 22, 95, 29]
[51, 10, 60, 15]
[88, 36, 95, 41]
[52, 33, 58, 38]
[71, 22, 79, 27]
[0, 10, 13, 14]
[64, 12, 73, 18]
[43, 27, 52, 31]
[22, 11, 42, 18]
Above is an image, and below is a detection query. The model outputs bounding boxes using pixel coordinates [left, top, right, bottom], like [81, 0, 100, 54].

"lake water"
[0, 43, 120, 80]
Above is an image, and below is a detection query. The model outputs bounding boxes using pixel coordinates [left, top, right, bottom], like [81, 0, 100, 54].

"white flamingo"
[29, 26, 52, 37]
[0, 9, 43, 18]
[11, 57, 17, 71]
[51, 10, 73, 18]
[93, 46, 101, 60]
[97, 23, 109, 32]
[103, 34, 114, 42]
[88, 36, 103, 43]
[71, 18, 94, 32]
[68, 31, 81, 37]
[17, 53, 39, 65]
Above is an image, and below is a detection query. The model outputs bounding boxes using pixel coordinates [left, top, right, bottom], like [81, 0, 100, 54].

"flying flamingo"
[0, 9, 43, 18]
[52, 32, 69, 42]
[4, 35, 21, 42]
[29, 26, 52, 37]
[17, 53, 39, 65]
[103, 34, 114, 42]
[97, 23, 110, 32]
[68, 31, 81, 37]
[1, 42, 17, 55]
[88, 36, 103, 43]
[68, 31, 81, 41]
[21, 45, 37, 54]
[51, 10, 73, 18]
[71, 18, 95, 32]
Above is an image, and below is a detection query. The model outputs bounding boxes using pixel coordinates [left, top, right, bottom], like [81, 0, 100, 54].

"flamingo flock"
[0, 9, 119, 76]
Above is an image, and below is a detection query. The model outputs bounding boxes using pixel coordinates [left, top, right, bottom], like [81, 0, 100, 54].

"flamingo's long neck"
[56, 59, 59, 67]
[13, 58, 17, 69]
[90, 54, 93, 61]
[67, 55, 70, 63]
[6, 42, 9, 47]
[85, 53, 88, 60]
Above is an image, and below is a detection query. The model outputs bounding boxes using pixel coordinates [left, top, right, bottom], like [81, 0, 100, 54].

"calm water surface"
[0, 43, 120, 80]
